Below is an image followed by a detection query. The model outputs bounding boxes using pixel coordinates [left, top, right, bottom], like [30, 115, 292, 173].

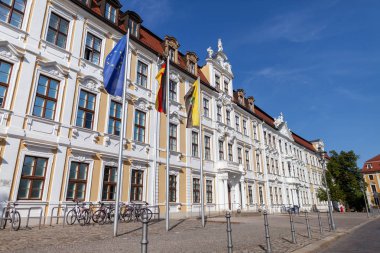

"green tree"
[317, 150, 365, 211]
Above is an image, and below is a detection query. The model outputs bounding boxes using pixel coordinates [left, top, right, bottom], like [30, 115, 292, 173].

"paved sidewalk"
[0, 212, 371, 253]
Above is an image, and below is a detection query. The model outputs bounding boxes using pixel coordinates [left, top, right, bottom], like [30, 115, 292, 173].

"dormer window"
[186, 52, 198, 75]
[164, 36, 179, 64]
[168, 47, 175, 62]
[367, 163, 373, 169]
[128, 18, 138, 36]
[105, 3, 117, 23]
[79, 0, 90, 6]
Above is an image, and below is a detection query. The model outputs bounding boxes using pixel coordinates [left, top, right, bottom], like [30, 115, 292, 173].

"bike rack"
[0, 207, 6, 229]
[50, 205, 66, 227]
[25, 207, 44, 229]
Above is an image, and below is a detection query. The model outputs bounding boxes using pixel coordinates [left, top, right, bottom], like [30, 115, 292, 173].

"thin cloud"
[121, 0, 172, 27]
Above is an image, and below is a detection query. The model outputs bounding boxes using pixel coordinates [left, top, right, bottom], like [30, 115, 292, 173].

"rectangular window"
[136, 60, 148, 87]
[193, 178, 200, 203]
[266, 157, 270, 173]
[219, 140, 224, 160]
[269, 186, 273, 204]
[371, 184, 377, 193]
[279, 140, 282, 153]
[188, 61, 195, 74]
[84, 33, 102, 64]
[204, 135, 211, 160]
[248, 185, 253, 205]
[279, 187, 282, 204]
[32, 75, 59, 120]
[108, 101, 121, 136]
[131, 170, 144, 201]
[245, 150, 250, 170]
[169, 123, 177, 151]
[238, 147, 242, 164]
[67, 162, 88, 201]
[0, 60, 12, 108]
[226, 110, 231, 126]
[217, 105, 222, 122]
[369, 175, 374, 180]
[228, 144, 233, 162]
[168, 47, 175, 62]
[203, 98, 209, 117]
[206, 180, 213, 203]
[105, 3, 117, 23]
[256, 153, 260, 172]
[17, 156, 47, 200]
[102, 166, 117, 201]
[264, 131, 267, 145]
[0, 0, 26, 28]
[46, 13, 69, 48]
[259, 187, 263, 205]
[243, 120, 247, 135]
[253, 125, 257, 140]
[76, 90, 96, 129]
[169, 175, 177, 202]
[134, 110, 146, 142]
[235, 116, 240, 132]
[215, 75, 220, 89]
[268, 134, 272, 147]
[224, 79, 229, 93]
[169, 80, 177, 101]
[271, 158, 274, 174]
[191, 131, 199, 157]
[128, 18, 138, 37]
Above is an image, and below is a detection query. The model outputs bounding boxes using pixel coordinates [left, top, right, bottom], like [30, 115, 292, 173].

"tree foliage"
[317, 150, 365, 211]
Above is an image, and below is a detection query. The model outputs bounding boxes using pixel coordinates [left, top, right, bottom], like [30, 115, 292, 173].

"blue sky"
[121, 0, 380, 167]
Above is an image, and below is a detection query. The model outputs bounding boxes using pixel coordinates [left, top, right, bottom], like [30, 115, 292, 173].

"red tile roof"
[362, 154, 380, 173]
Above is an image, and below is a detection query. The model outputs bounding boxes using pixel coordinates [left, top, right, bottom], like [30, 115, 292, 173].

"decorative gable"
[274, 113, 294, 141]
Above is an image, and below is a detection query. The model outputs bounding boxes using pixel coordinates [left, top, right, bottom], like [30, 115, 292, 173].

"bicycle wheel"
[141, 208, 153, 221]
[92, 210, 106, 225]
[1, 212, 8, 229]
[123, 207, 133, 222]
[66, 209, 77, 225]
[108, 208, 115, 223]
[11, 211, 21, 231]
[79, 210, 89, 226]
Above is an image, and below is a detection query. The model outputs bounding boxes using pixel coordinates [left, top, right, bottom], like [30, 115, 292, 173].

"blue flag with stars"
[103, 35, 128, 97]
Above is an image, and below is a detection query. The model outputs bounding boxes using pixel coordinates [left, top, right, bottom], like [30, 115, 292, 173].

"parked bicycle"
[122, 202, 153, 222]
[92, 202, 115, 225]
[66, 200, 90, 226]
[1, 202, 21, 231]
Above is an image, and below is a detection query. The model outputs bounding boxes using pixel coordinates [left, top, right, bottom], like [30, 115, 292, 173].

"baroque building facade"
[362, 154, 380, 208]
[0, 0, 328, 218]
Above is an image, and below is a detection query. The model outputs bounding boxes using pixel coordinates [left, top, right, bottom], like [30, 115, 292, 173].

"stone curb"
[292, 216, 380, 253]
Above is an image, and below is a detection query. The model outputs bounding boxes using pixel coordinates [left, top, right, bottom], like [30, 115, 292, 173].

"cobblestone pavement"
[0, 212, 371, 253]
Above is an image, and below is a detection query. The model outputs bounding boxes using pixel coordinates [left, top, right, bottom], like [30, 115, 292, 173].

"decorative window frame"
[134, 51, 152, 90]
[42, 3, 76, 53]
[132, 103, 150, 144]
[128, 161, 148, 202]
[169, 168, 180, 203]
[104, 94, 123, 139]
[62, 150, 95, 202]
[202, 92, 211, 119]
[0, 0, 32, 36]
[169, 72, 181, 103]
[81, 22, 107, 68]
[12, 141, 56, 202]
[0, 41, 24, 110]
[74, 75, 102, 130]
[98, 157, 118, 202]
[28, 60, 68, 122]
[203, 132, 213, 161]
[191, 174, 201, 203]
[205, 176, 214, 204]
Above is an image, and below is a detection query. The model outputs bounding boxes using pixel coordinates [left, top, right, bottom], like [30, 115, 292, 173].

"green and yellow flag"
[184, 79, 200, 128]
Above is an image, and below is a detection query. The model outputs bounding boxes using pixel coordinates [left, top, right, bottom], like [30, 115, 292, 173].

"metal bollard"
[263, 211, 272, 253]
[305, 211, 312, 239]
[317, 211, 323, 235]
[289, 211, 297, 244]
[226, 212, 233, 253]
[141, 212, 149, 253]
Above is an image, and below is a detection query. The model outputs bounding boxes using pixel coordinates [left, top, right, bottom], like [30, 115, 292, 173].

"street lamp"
[360, 181, 370, 218]
[318, 147, 336, 231]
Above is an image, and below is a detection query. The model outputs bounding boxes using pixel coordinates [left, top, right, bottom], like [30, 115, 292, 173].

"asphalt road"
[320, 218, 380, 253]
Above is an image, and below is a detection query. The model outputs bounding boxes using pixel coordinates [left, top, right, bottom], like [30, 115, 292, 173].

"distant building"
[362, 154, 380, 207]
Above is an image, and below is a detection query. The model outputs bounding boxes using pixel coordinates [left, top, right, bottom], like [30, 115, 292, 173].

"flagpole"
[113, 29, 130, 237]
[198, 77, 205, 227]
[165, 56, 170, 231]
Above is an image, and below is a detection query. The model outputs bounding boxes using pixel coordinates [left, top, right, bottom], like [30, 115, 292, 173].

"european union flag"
[103, 35, 128, 97]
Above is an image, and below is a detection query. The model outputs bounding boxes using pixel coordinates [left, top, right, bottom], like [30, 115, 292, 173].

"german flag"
[155, 63, 167, 113]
